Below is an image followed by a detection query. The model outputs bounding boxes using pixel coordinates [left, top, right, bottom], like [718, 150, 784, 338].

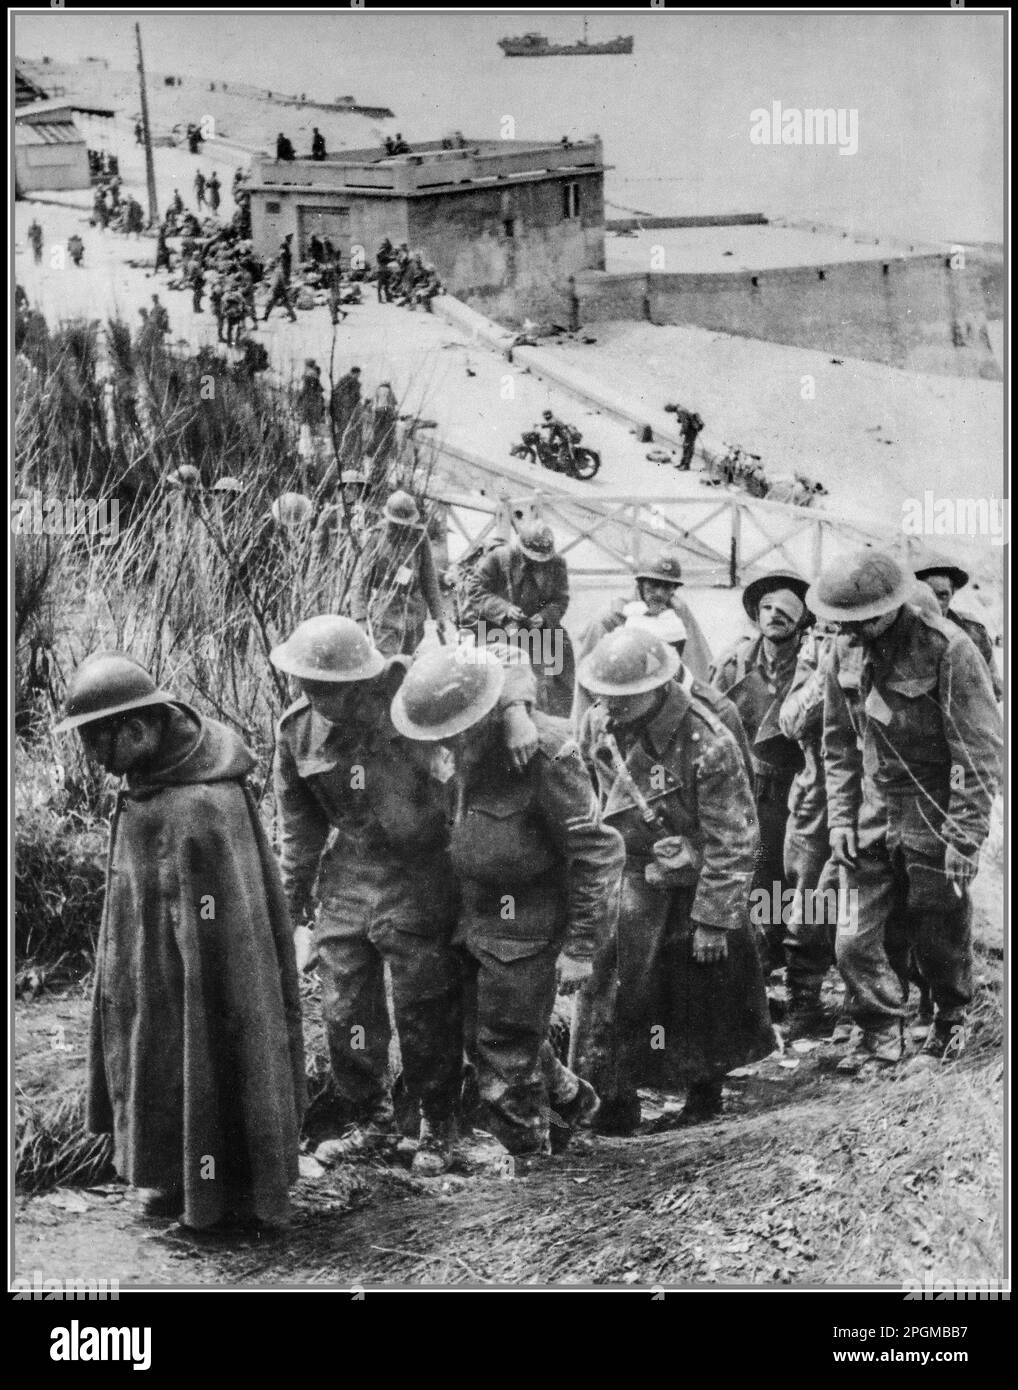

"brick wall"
[408, 172, 605, 325]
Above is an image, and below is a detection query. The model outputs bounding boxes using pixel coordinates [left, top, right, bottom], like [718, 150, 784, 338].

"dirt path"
[15, 933, 1003, 1288]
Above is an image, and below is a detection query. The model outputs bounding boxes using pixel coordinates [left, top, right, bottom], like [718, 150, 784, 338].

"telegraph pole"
[135, 21, 158, 226]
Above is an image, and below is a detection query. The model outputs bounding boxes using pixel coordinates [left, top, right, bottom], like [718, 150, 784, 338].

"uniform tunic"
[824, 606, 1002, 1047]
[448, 713, 625, 1154]
[947, 608, 1002, 701]
[711, 631, 805, 969]
[574, 682, 773, 1127]
[274, 663, 461, 1126]
[347, 524, 446, 657]
[463, 544, 575, 717]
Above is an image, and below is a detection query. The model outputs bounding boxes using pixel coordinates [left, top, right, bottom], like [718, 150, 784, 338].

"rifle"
[601, 729, 670, 833]
[601, 728, 701, 886]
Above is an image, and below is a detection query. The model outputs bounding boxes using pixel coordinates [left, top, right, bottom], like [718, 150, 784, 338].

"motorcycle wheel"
[570, 447, 601, 480]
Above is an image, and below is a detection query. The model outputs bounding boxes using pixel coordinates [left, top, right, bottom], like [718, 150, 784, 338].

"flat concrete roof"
[249, 137, 604, 198]
[605, 224, 917, 275]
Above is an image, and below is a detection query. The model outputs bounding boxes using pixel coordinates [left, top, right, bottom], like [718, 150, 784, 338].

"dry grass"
[14, 747, 109, 969]
[15, 308, 445, 973]
[15, 1087, 114, 1195]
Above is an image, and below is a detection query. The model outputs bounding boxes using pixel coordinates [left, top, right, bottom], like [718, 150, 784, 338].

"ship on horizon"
[499, 19, 633, 58]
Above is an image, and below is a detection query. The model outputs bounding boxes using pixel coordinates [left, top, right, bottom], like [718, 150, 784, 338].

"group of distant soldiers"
[87, 170, 146, 238]
[275, 129, 328, 162]
[87, 148, 119, 179]
[375, 238, 444, 310]
[293, 360, 408, 488]
[25, 217, 84, 269]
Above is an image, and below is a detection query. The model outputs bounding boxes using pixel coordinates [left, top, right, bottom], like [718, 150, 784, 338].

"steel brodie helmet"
[806, 549, 913, 623]
[577, 627, 679, 697]
[382, 490, 424, 529]
[911, 548, 969, 592]
[53, 652, 175, 734]
[270, 616, 386, 683]
[517, 522, 556, 563]
[390, 645, 505, 740]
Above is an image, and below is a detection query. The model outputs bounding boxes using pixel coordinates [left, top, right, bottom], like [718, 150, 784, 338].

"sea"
[15, 9, 1004, 247]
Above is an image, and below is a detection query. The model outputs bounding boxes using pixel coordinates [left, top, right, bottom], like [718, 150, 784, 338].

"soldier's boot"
[836, 1021, 903, 1077]
[315, 1099, 399, 1166]
[829, 1016, 858, 1045]
[411, 1116, 457, 1178]
[591, 1088, 642, 1137]
[914, 1020, 967, 1068]
[136, 1185, 183, 1218]
[675, 1079, 724, 1126]
[647, 1079, 725, 1130]
[783, 991, 828, 1042]
[548, 1078, 600, 1154]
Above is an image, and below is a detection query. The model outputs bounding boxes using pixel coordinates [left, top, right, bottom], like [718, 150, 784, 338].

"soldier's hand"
[829, 826, 858, 866]
[503, 703, 539, 773]
[691, 924, 728, 964]
[293, 924, 317, 973]
[944, 844, 978, 893]
[504, 604, 528, 625]
[556, 954, 593, 995]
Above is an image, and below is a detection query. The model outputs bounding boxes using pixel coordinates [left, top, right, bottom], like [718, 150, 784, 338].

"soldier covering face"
[392, 645, 625, 1167]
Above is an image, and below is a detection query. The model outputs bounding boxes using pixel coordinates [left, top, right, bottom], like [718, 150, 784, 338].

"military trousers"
[315, 859, 462, 1128]
[460, 925, 580, 1156]
[782, 814, 836, 1002]
[752, 771, 795, 974]
[263, 284, 296, 322]
[836, 824, 972, 1056]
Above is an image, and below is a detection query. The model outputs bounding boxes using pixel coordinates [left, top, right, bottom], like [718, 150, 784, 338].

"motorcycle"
[510, 425, 601, 480]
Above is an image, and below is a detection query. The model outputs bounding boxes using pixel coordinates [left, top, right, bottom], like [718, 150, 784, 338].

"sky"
[13, 8, 1006, 244]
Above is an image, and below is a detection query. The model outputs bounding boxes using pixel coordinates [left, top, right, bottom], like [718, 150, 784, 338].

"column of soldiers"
[56, 505, 1002, 1229]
